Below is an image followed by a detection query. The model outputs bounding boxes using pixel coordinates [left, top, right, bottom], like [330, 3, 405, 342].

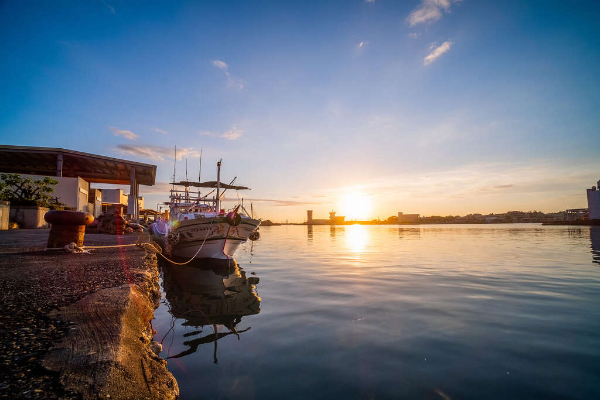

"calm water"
[153, 224, 600, 399]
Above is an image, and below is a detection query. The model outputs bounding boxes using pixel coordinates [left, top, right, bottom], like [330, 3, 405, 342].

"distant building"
[588, 181, 600, 220]
[306, 209, 345, 225]
[102, 188, 144, 215]
[329, 211, 345, 224]
[398, 212, 419, 223]
[307, 210, 313, 224]
[566, 208, 588, 221]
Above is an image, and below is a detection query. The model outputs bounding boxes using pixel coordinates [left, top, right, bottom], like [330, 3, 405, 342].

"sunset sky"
[1, 0, 599, 222]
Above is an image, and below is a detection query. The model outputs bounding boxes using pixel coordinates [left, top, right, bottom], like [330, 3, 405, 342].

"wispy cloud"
[212, 60, 228, 71]
[337, 159, 600, 206]
[409, 33, 421, 39]
[100, 0, 115, 14]
[212, 59, 244, 89]
[200, 127, 244, 140]
[114, 144, 198, 161]
[424, 40, 453, 65]
[109, 126, 138, 140]
[407, 0, 461, 27]
[365, 0, 375, 4]
[357, 41, 369, 49]
[491, 184, 514, 190]
[154, 128, 168, 134]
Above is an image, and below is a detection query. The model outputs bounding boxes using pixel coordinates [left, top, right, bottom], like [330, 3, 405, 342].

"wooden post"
[128, 167, 137, 220]
[56, 154, 63, 177]
[135, 183, 140, 220]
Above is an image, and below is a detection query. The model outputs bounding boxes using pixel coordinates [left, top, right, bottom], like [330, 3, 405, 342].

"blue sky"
[1, 0, 599, 221]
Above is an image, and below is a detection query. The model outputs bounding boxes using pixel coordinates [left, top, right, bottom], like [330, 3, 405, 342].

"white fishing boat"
[151, 159, 260, 260]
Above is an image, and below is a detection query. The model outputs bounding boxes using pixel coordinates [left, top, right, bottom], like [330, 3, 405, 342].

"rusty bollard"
[45, 211, 95, 248]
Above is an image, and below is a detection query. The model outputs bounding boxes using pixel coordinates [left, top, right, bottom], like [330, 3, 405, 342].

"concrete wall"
[89, 189, 102, 218]
[102, 189, 128, 205]
[10, 206, 50, 228]
[0, 201, 9, 230]
[15, 174, 89, 212]
[588, 188, 600, 220]
[77, 177, 91, 213]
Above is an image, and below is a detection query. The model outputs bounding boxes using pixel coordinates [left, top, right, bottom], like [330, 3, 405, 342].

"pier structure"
[0, 229, 178, 398]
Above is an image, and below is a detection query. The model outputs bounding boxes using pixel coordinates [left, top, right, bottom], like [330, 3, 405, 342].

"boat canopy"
[172, 180, 250, 190]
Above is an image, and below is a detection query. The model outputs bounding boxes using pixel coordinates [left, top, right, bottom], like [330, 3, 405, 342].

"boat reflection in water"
[160, 259, 261, 363]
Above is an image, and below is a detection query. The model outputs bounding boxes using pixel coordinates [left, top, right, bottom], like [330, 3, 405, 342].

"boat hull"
[152, 218, 260, 260]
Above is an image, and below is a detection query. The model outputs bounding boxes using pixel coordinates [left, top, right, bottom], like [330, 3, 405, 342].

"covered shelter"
[0, 145, 156, 220]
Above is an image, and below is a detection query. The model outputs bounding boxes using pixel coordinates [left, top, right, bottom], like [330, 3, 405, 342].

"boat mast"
[173, 146, 177, 184]
[216, 159, 222, 212]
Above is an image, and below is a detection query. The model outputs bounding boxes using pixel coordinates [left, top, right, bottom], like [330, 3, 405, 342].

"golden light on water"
[340, 191, 372, 221]
[345, 224, 369, 253]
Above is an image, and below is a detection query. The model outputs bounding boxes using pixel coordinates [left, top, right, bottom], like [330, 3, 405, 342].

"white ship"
[151, 159, 260, 260]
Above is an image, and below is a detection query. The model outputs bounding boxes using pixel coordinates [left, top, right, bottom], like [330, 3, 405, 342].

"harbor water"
[153, 224, 600, 399]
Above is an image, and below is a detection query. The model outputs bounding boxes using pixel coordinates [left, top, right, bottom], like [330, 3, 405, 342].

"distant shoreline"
[262, 221, 600, 226]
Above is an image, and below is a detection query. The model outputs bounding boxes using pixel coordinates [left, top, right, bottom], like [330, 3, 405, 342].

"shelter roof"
[0, 145, 156, 186]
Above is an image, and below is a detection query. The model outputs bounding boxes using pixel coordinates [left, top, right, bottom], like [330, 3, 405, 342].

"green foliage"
[0, 173, 60, 207]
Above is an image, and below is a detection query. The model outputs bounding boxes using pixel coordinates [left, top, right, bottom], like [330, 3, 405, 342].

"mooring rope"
[141, 230, 212, 265]
[84, 244, 139, 249]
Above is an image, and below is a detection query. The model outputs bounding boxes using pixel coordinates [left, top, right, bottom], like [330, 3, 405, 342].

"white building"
[101, 188, 144, 214]
[588, 180, 600, 220]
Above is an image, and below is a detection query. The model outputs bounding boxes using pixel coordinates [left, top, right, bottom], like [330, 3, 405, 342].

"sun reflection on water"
[345, 224, 370, 254]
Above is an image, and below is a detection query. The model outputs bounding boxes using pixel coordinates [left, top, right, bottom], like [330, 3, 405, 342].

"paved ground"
[0, 229, 176, 399]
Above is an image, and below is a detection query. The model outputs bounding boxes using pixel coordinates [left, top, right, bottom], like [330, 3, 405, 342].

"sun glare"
[340, 192, 372, 221]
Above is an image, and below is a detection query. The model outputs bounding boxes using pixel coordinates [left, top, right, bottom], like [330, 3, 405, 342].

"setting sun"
[340, 192, 373, 221]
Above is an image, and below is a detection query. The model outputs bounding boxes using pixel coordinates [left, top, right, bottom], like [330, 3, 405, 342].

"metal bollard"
[44, 211, 94, 248]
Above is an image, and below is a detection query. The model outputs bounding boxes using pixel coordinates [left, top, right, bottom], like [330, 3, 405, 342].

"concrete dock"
[0, 229, 178, 399]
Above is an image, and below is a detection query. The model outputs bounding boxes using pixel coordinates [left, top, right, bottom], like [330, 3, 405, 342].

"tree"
[0, 173, 60, 207]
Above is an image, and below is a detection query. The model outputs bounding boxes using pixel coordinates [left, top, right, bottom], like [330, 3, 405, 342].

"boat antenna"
[185, 158, 188, 181]
[197, 148, 203, 200]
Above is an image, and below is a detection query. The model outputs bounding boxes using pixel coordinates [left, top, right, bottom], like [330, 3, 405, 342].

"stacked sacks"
[86, 211, 144, 235]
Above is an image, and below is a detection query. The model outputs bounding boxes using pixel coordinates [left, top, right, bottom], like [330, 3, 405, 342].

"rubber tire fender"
[225, 214, 242, 226]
